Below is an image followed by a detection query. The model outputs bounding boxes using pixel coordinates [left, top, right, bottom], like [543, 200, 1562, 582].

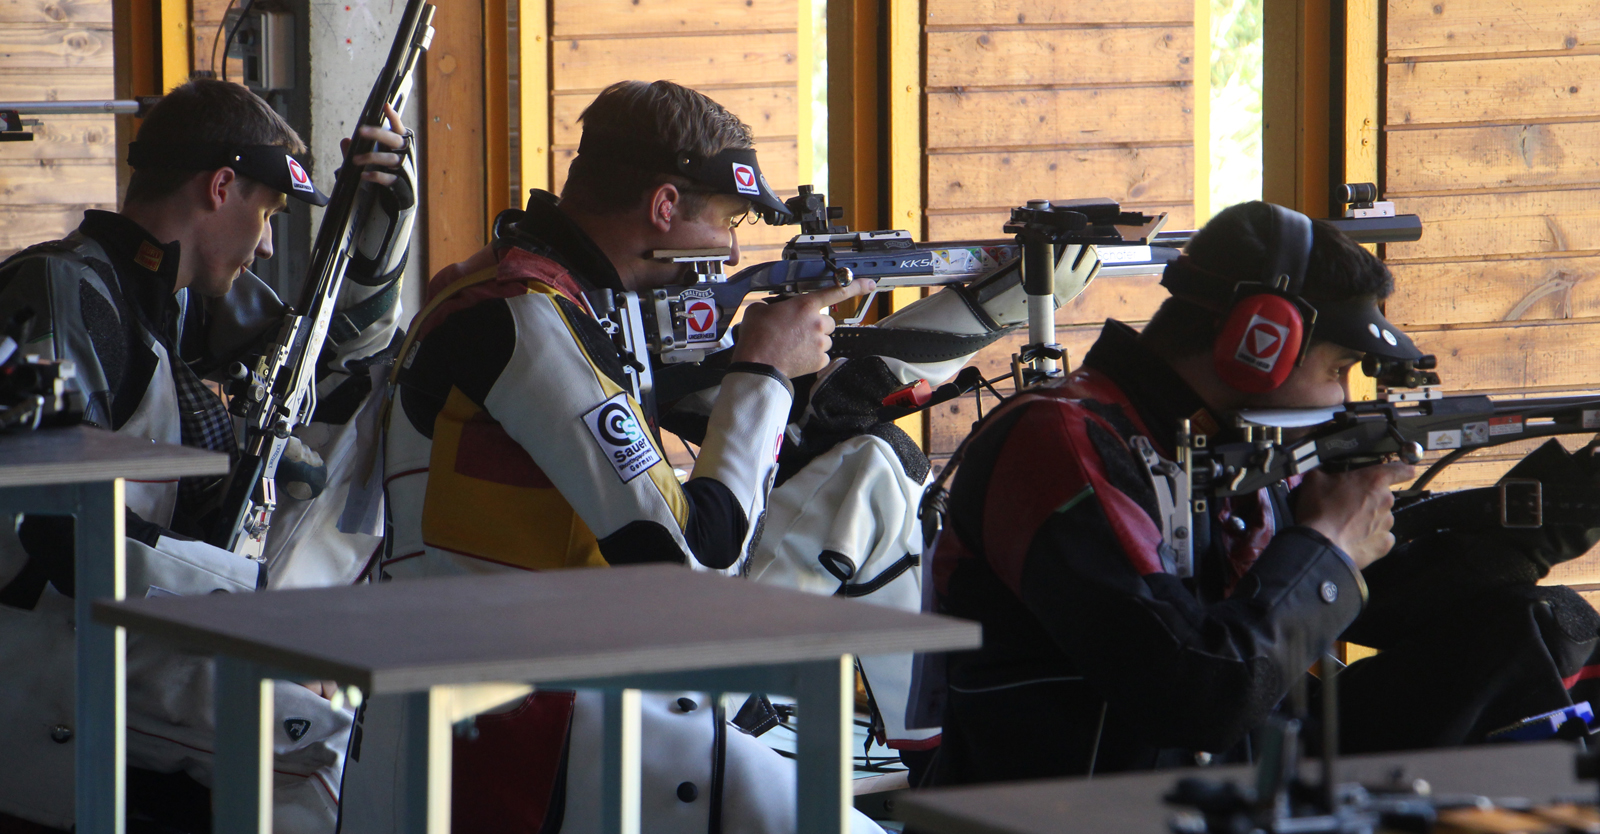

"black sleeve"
[1021, 498, 1364, 752]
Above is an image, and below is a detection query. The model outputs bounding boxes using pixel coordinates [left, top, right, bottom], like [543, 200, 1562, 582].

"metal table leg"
[601, 688, 642, 834]
[74, 480, 126, 834]
[214, 657, 273, 834]
[794, 655, 853, 834]
[403, 686, 452, 834]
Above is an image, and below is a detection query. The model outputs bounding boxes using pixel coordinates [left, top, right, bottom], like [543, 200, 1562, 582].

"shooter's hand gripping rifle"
[1167, 356, 1600, 576]
[206, 0, 435, 559]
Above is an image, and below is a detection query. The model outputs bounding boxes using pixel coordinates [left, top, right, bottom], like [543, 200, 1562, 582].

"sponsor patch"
[1427, 429, 1463, 450]
[286, 155, 314, 193]
[680, 288, 719, 343]
[583, 393, 662, 483]
[731, 162, 760, 196]
[1234, 315, 1291, 372]
[133, 240, 165, 272]
[1585, 410, 1600, 429]
[1098, 245, 1152, 265]
[283, 718, 311, 742]
[1488, 415, 1524, 436]
[1462, 421, 1489, 445]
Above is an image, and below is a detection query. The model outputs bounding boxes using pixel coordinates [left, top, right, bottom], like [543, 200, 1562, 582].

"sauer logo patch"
[583, 393, 662, 483]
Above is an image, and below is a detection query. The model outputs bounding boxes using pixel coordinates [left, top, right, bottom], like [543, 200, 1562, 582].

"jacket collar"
[78, 210, 183, 335]
[498, 191, 626, 294]
[1081, 320, 1223, 450]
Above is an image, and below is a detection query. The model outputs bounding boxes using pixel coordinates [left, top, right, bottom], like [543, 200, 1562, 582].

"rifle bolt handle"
[833, 267, 854, 288]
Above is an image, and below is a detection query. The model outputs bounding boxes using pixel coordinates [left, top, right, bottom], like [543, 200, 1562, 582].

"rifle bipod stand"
[1002, 197, 1164, 390]
[1164, 655, 1438, 834]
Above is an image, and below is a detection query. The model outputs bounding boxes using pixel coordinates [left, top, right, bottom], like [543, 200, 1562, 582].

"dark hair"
[1141, 201, 1395, 359]
[125, 79, 306, 205]
[560, 80, 753, 217]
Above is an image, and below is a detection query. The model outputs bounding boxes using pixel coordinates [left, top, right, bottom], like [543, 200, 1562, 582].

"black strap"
[1394, 483, 1600, 543]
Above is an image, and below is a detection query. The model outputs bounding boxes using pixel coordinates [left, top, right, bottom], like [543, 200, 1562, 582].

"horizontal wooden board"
[552, 0, 796, 37]
[1062, 271, 1165, 326]
[1405, 318, 1600, 392]
[1387, 0, 1600, 59]
[1383, 189, 1600, 262]
[926, 203, 1196, 240]
[552, 138, 800, 195]
[0, 22, 111, 69]
[0, 0, 110, 24]
[0, 158, 114, 206]
[0, 114, 113, 161]
[926, 0, 1190, 26]
[552, 86, 799, 147]
[0, 203, 105, 256]
[926, 28, 1193, 89]
[927, 85, 1193, 150]
[552, 32, 798, 93]
[0, 67, 112, 100]
[927, 145, 1193, 210]
[1386, 255, 1600, 327]
[1386, 121, 1600, 194]
[1388, 55, 1600, 127]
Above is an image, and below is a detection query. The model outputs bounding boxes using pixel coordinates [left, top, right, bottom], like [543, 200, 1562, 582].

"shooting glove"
[275, 436, 327, 501]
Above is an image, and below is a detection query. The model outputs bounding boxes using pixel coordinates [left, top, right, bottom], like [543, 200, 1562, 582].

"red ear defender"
[1212, 292, 1306, 393]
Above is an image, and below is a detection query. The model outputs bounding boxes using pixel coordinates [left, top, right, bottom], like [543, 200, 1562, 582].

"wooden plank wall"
[923, 0, 1199, 462]
[543, 0, 804, 265]
[1380, 0, 1600, 586]
[0, 0, 117, 258]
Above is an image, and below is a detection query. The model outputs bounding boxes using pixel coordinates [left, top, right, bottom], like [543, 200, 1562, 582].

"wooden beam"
[158, 0, 190, 91]
[518, 0, 551, 196]
[1262, 0, 1333, 216]
[484, 0, 511, 229]
[423, 0, 488, 276]
[114, 0, 156, 203]
[827, 0, 881, 232]
[1192, 0, 1209, 223]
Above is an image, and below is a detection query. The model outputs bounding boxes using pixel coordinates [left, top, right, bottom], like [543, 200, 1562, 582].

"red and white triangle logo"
[1249, 325, 1280, 357]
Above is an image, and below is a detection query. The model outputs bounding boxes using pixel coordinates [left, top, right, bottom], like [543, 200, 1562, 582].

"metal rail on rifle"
[206, 0, 436, 559]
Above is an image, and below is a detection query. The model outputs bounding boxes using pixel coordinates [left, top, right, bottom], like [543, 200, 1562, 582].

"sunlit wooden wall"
[1375, 0, 1600, 586]
[923, 0, 1207, 464]
[0, 0, 117, 258]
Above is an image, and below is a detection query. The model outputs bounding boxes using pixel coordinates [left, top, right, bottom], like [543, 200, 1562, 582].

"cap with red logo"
[575, 131, 790, 222]
[127, 141, 331, 207]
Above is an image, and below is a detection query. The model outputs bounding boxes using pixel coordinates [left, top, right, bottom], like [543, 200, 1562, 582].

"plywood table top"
[0, 425, 229, 487]
[895, 741, 1588, 834]
[94, 563, 982, 694]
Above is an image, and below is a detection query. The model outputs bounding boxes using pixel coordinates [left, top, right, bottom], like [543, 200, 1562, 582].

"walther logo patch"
[583, 393, 662, 482]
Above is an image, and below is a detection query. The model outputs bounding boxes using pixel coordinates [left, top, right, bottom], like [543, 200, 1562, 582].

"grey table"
[894, 741, 1591, 834]
[0, 426, 229, 834]
[94, 562, 983, 834]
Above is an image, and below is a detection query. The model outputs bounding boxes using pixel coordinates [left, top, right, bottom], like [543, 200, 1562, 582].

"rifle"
[206, 0, 436, 558]
[642, 184, 1422, 371]
[1163, 356, 1600, 577]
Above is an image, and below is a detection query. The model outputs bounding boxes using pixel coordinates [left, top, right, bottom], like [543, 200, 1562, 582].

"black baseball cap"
[576, 131, 791, 222]
[1162, 255, 1423, 362]
[127, 141, 331, 206]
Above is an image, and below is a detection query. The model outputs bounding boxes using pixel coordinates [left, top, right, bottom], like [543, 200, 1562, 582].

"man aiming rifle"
[0, 78, 416, 832]
[926, 201, 1450, 784]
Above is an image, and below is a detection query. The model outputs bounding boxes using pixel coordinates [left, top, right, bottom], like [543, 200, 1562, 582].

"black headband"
[127, 141, 330, 206]
[575, 131, 791, 221]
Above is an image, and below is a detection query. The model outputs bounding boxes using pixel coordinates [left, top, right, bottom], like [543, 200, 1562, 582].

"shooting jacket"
[350, 194, 827, 834]
[930, 320, 1366, 785]
[381, 192, 790, 576]
[0, 155, 414, 833]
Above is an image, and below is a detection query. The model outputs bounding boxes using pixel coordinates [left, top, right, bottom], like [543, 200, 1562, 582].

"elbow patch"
[597, 520, 690, 567]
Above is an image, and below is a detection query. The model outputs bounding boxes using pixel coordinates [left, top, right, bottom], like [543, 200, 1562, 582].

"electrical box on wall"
[226, 7, 296, 91]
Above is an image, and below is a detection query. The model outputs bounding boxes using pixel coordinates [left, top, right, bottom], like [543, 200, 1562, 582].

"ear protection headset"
[1160, 204, 1318, 394]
